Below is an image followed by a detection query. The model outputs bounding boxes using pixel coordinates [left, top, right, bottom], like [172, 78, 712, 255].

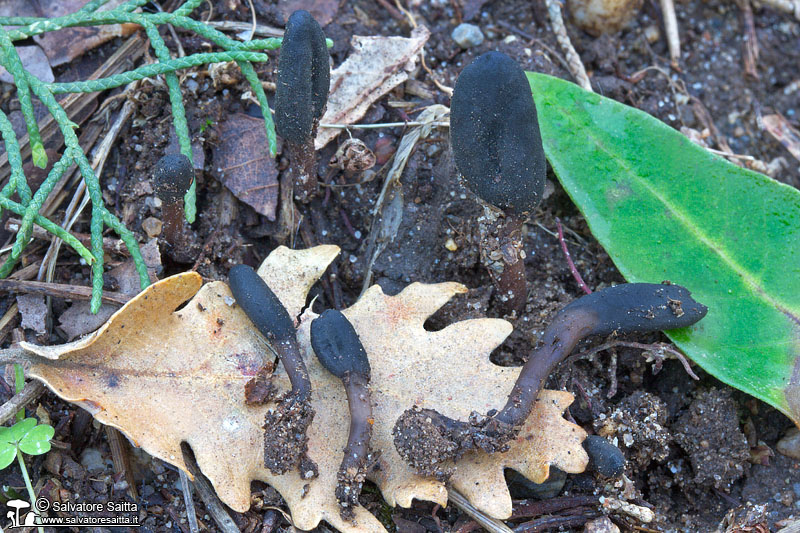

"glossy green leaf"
[528, 72, 800, 424]
[5, 418, 36, 443]
[18, 424, 54, 456]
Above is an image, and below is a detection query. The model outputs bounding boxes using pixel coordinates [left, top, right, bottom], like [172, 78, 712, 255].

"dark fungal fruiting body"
[394, 282, 707, 478]
[450, 51, 546, 315]
[153, 154, 194, 262]
[275, 9, 330, 204]
[228, 264, 316, 477]
[311, 309, 373, 521]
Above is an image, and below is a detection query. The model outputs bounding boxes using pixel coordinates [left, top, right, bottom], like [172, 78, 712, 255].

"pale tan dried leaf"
[17, 245, 586, 533]
[315, 26, 431, 150]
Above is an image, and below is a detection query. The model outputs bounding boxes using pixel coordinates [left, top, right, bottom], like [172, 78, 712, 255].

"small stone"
[777, 427, 800, 459]
[584, 516, 620, 533]
[584, 435, 626, 477]
[506, 467, 566, 499]
[643, 24, 660, 44]
[451, 23, 484, 49]
[444, 237, 458, 251]
[141, 217, 163, 238]
[80, 448, 106, 474]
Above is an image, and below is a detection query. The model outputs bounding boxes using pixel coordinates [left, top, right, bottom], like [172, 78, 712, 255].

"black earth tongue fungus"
[275, 9, 330, 204]
[310, 309, 373, 521]
[450, 51, 547, 317]
[228, 264, 317, 478]
[394, 282, 708, 479]
[153, 154, 195, 262]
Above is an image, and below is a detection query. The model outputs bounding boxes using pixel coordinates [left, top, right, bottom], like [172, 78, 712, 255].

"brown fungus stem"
[393, 282, 708, 479]
[228, 264, 316, 477]
[275, 10, 330, 204]
[450, 51, 547, 316]
[153, 154, 194, 262]
[311, 309, 373, 521]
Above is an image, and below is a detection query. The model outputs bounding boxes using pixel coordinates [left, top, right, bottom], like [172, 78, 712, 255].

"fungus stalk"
[450, 52, 547, 316]
[479, 207, 528, 316]
[311, 309, 373, 521]
[275, 10, 330, 204]
[394, 282, 708, 479]
[228, 264, 316, 477]
[153, 154, 194, 262]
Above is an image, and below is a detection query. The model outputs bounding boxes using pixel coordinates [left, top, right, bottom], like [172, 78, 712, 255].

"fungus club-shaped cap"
[564, 282, 708, 337]
[450, 51, 546, 216]
[310, 309, 371, 379]
[153, 154, 193, 203]
[275, 10, 330, 144]
[228, 264, 296, 344]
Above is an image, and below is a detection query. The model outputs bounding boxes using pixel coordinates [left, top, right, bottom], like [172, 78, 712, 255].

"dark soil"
[1, 0, 799, 531]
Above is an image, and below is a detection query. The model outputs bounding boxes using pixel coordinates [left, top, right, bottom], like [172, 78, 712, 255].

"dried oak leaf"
[15, 246, 587, 532]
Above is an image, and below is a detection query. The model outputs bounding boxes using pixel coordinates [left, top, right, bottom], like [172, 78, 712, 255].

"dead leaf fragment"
[17, 293, 47, 335]
[315, 26, 431, 150]
[277, 0, 339, 27]
[17, 245, 586, 533]
[33, 0, 139, 67]
[0, 45, 54, 84]
[214, 113, 279, 220]
[763, 113, 800, 162]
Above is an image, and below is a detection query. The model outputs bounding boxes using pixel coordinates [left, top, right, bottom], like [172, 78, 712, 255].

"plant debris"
[9, 246, 588, 532]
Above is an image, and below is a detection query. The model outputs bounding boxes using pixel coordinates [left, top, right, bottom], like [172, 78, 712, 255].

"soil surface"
[1, 0, 799, 532]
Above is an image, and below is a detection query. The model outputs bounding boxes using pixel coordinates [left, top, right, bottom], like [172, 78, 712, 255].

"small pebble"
[584, 435, 626, 477]
[141, 217, 163, 238]
[444, 237, 458, 251]
[777, 427, 800, 459]
[451, 23, 484, 49]
[506, 467, 566, 499]
[80, 448, 106, 474]
[584, 516, 620, 533]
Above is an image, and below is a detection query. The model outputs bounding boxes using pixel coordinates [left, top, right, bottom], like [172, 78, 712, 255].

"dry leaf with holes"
[8, 246, 587, 532]
[315, 26, 430, 150]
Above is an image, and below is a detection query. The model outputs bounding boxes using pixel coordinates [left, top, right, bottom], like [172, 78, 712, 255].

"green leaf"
[18, 424, 54, 456]
[527, 72, 800, 424]
[6, 418, 37, 442]
[0, 428, 16, 470]
[31, 141, 47, 169]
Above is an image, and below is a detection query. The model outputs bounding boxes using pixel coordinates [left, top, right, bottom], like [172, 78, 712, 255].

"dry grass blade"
[447, 488, 515, 533]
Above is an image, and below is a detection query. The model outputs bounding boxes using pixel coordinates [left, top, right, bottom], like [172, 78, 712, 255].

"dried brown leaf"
[16, 246, 586, 532]
[33, 0, 138, 67]
[315, 26, 431, 150]
[214, 113, 280, 220]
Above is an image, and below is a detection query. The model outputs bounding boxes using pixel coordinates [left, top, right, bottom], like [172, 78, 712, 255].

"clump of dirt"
[262, 396, 317, 479]
[595, 391, 671, 469]
[673, 388, 750, 490]
[392, 406, 516, 480]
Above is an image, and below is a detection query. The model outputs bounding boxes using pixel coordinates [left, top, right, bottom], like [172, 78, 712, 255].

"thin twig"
[0, 380, 45, 425]
[660, 0, 681, 66]
[448, 488, 515, 533]
[180, 444, 238, 533]
[566, 340, 700, 380]
[555, 218, 591, 294]
[179, 470, 200, 533]
[737, 0, 759, 79]
[0, 279, 131, 305]
[545, 0, 592, 91]
[205, 20, 282, 37]
[105, 426, 139, 501]
[320, 120, 450, 129]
